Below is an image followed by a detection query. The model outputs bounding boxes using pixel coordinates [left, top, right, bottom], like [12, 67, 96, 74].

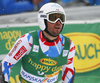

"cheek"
[47, 23, 54, 29]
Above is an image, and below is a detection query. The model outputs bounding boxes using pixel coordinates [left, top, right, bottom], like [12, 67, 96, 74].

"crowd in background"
[0, 0, 100, 15]
[0, 0, 56, 15]
[62, 0, 100, 5]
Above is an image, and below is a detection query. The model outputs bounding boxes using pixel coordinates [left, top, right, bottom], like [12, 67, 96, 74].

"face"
[46, 20, 63, 37]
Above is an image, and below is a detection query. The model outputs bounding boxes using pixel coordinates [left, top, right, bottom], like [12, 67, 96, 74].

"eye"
[49, 16, 56, 21]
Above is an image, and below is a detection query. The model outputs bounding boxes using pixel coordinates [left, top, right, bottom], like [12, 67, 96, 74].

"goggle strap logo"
[38, 14, 47, 19]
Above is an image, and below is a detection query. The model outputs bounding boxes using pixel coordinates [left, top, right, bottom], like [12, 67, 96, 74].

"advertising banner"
[0, 20, 100, 83]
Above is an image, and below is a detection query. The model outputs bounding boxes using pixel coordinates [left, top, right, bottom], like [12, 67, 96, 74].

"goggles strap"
[38, 13, 47, 19]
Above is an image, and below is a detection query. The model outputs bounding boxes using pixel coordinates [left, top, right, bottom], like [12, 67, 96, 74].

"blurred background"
[0, 0, 100, 83]
[0, 0, 100, 24]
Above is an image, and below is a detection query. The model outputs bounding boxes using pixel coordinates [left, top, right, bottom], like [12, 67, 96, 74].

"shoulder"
[60, 34, 71, 44]
[20, 33, 32, 40]
[60, 34, 70, 40]
[29, 30, 38, 36]
[63, 35, 70, 40]
[19, 33, 33, 46]
[63, 35, 75, 49]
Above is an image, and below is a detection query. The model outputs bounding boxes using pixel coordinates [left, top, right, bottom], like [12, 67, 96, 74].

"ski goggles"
[38, 12, 65, 24]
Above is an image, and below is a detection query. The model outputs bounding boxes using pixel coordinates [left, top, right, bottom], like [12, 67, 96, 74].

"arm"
[62, 40, 75, 83]
[0, 62, 5, 83]
[1, 33, 33, 82]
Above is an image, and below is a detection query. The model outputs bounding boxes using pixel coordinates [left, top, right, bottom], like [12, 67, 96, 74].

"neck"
[42, 31, 58, 42]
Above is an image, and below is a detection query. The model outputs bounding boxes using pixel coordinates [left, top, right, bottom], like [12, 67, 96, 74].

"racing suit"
[1, 30, 75, 83]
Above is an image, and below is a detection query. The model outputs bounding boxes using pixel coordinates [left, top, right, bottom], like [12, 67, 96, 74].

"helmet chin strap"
[44, 19, 64, 37]
[44, 28, 58, 37]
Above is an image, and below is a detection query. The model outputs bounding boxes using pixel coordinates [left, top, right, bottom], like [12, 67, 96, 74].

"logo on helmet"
[56, 9, 59, 11]
[40, 15, 47, 18]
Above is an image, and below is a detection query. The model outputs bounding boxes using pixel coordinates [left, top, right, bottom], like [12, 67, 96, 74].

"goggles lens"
[48, 13, 65, 23]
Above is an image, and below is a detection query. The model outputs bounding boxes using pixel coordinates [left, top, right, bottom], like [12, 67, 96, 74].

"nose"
[56, 20, 61, 24]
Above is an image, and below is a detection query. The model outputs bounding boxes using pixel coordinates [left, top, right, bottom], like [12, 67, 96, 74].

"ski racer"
[0, 2, 76, 83]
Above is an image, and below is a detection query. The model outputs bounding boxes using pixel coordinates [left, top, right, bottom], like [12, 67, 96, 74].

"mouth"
[55, 26, 60, 29]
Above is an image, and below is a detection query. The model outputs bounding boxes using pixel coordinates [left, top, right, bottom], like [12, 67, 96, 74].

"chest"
[21, 31, 70, 76]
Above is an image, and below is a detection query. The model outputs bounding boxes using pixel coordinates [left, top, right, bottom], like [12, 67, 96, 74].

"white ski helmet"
[38, 2, 66, 30]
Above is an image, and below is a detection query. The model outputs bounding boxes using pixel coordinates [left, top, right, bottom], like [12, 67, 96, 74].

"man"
[0, 2, 75, 83]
